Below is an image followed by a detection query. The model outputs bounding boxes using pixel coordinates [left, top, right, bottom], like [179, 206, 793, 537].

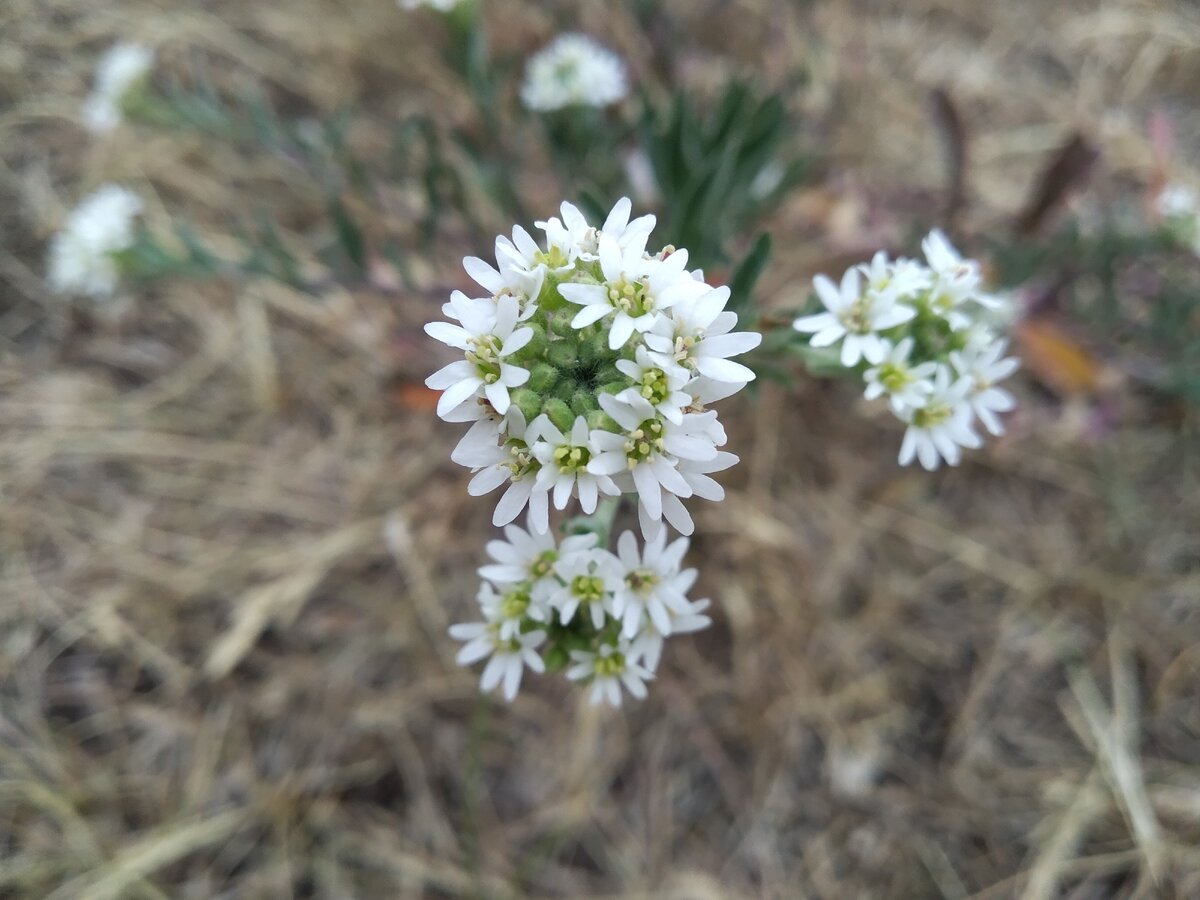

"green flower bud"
[551, 377, 579, 402]
[517, 322, 547, 361]
[547, 339, 579, 369]
[592, 364, 624, 384]
[543, 643, 570, 672]
[587, 410, 620, 432]
[528, 362, 559, 393]
[542, 398, 575, 433]
[570, 389, 599, 417]
[597, 380, 628, 397]
[510, 387, 543, 423]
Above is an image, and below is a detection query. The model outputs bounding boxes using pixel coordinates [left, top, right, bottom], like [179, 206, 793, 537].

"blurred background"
[2, 0, 1199, 897]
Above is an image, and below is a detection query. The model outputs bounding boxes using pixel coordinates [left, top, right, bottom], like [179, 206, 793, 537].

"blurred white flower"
[46, 184, 143, 298]
[567, 641, 653, 707]
[610, 529, 696, 639]
[521, 33, 628, 112]
[950, 334, 1019, 436]
[1156, 182, 1199, 221]
[398, 0, 469, 10]
[863, 337, 937, 415]
[897, 365, 981, 470]
[793, 267, 915, 366]
[449, 620, 545, 701]
[83, 43, 154, 133]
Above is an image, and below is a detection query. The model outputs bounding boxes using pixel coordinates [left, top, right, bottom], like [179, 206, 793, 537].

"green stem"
[565, 495, 622, 548]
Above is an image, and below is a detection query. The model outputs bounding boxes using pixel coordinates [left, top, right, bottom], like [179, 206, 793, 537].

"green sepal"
[547, 308, 577, 337]
[546, 339, 579, 369]
[510, 388, 543, 423]
[542, 398, 575, 432]
[570, 389, 599, 417]
[528, 362, 559, 393]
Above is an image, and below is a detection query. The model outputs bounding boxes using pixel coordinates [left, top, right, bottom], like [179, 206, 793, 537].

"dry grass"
[3, 0, 1200, 897]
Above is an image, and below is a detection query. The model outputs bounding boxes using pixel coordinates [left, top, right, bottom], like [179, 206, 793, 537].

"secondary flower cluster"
[46, 184, 143, 298]
[521, 33, 628, 112]
[450, 519, 711, 705]
[425, 196, 759, 538]
[793, 231, 1019, 470]
[83, 42, 154, 134]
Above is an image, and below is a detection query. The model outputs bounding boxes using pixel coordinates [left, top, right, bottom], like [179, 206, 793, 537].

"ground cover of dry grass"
[2, 1, 1199, 897]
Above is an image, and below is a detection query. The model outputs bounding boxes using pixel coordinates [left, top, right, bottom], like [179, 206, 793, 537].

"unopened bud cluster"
[793, 230, 1019, 470]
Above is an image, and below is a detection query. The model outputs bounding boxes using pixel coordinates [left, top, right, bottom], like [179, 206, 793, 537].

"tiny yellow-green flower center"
[500, 588, 531, 620]
[571, 574, 607, 603]
[626, 567, 659, 595]
[912, 403, 951, 429]
[608, 276, 652, 317]
[595, 652, 626, 677]
[535, 245, 570, 269]
[553, 444, 591, 474]
[530, 549, 557, 578]
[837, 299, 871, 334]
[505, 440, 538, 479]
[624, 418, 665, 466]
[639, 368, 671, 406]
[878, 362, 911, 393]
[466, 335, 503, 383]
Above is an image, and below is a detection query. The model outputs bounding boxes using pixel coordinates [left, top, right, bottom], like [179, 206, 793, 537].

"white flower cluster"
[397, 0, 469, 11]
[425, 196, 759, 538]
[521, 33, 628, 112]
[450, 519, 711, 705]
[1156, 182, 1200, 255]
[83, 43, 155, 134]
[794, 231, 1019, 470]
[46, 184, 143, 298]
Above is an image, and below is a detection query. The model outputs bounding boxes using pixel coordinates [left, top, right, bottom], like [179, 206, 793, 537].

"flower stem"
[564, 495, 622, 548]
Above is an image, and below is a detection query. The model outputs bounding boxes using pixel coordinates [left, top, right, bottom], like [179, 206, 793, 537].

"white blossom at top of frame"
[398, 0, 470, 10]
[862, 337, 938, 415]
[858, 250, 932, 303]
[46, 184, 143, 298]
[897, 365, 981, 471]
[610, 529, 696, 639]
[449, 619, 546, 702]
[792, 267, 915, 367]
[567, 641, 653, 707]
[558, 233, 697, 350]
[520, 33, 628, 112]
[530, 415, 620, 515]
[424, 293, 534, 417]
[83, 43, 154, 133]
[643, 285, 761, 384]
[477, 515, 597, 588]
[949, 332, 1019, 436]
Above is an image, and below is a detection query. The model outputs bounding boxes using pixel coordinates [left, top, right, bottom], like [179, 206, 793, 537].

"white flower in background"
[950, 334, 1019, 436]
[530, 416, 620, 514]
[897, 365, 981, 470]
[521, 33, 628, 112]
[610, 529, 696, 638]
[863, 337, 937, 414]
[859, 250, 931, 302]
[921, 229, 1004, 329]
[449, 619, 546, 702]
[83, 42, 154, 133]
[793, 267, 915, 366]
[473, 580, 552, 640]
[567, 641, 653, 707]
[46, 184, 143, 298]
[425, 293, 533, 416]
[398, 0, 469, 10]
[644, 285, 761, 384]
[478, 517, 597, 588]
[1156, 182, 1199, 221]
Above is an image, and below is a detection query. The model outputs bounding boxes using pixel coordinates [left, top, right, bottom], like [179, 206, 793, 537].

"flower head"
[897, 365, 981, 470]
[793, 267, 915, 366]
[567, 641, 653, 707]
[46, 184, 143, 298]
[521, 33, 628, 111]
[83, 43, 154, 133]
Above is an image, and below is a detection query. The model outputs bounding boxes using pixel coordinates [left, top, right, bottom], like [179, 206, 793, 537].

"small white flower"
[897, 365, 981, 470]
[858, 250, 931, 302]
[644, 285, 761, 385]
[461, 408, 552, 533]
[640, 450, 738, 539]
[82, 43, 154, 133]
[863, 337, 938, 415]
[558, 234, 696, 350]
[615, 346, 693, 424]
[1156, 183, 1199, 221]
[793, 267, 915, 366]
[477, 516, 597, 588]
[530, 415, 620, 514]
[425, 293, 534, 417]
[449, 621, 546, 701]
[629, 597, 711, 673]
[46, 184, 143, 298]
[399, 0, 468, 10]
[921, 230, 1003, 329]
[520, 33, 628, 112]
[610, 529, 696, 639]
[473, 579, 553, 640]
[950, 334, 1019, 436]
[547, 548, 623, 628]
[567, 641, 653, 707]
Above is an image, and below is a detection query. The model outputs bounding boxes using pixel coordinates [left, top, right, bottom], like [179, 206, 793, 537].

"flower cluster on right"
[793, 231, 1019, 470]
